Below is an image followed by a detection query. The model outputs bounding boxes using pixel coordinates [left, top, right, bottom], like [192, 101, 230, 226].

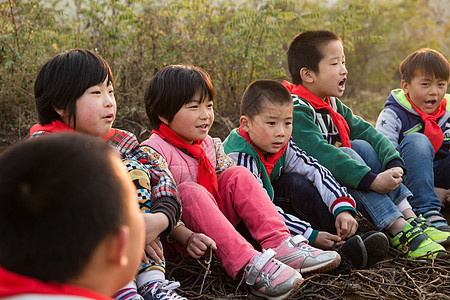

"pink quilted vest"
[141, 134, 217, 186]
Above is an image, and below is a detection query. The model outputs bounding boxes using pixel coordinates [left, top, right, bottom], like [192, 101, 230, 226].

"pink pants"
[178, 166, 290, 278]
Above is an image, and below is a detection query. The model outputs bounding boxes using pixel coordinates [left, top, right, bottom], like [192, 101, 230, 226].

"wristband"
[174, 220, 185, 230]
[186, 232, 195, 247]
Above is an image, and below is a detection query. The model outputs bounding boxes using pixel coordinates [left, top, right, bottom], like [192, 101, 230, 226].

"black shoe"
[360, 231, 389, 268]
[337, 235, 368, 270]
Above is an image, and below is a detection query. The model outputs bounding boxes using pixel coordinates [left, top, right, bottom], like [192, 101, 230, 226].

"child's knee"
[220, 165, 254, 180]
[178, 181, 207, 198]
[339, 146, 366, 165]
[400, 133, 434, 155]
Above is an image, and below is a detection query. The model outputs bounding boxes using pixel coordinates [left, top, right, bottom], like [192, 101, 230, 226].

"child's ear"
[158, 115, 169, 125]
[239, 115, 250, 132]
[107, 226, 130, 267]
[401, 80, 409, 94]
[53, 107, 65, 118]
[300, 67, 314, 84]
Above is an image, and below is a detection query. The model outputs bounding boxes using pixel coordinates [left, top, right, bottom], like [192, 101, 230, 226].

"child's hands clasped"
[186, 233, 217, 259]
[370, 167, 403, 194]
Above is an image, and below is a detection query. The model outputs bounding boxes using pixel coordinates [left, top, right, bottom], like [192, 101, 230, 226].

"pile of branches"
[167, 249, 450, 299]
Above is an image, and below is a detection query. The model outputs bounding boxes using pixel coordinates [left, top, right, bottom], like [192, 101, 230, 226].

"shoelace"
[149, 280, 185, 300]
[260, 258, 283, 277]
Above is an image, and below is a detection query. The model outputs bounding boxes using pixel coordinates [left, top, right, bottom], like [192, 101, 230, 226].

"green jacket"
[291, 89, 403, 190]
[223, 128, 285, 199]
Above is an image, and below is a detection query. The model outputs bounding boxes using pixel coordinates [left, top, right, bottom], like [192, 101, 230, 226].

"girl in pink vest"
[140, 65, 341, 300]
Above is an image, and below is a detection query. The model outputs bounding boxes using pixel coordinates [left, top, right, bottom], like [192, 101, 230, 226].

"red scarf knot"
[405, 93, 446, 153]
[152, 123, 222, 210]
[238, 127, 288, 177]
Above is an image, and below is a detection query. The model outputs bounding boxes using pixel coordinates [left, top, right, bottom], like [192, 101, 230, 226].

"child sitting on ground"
[29, 48, 184, 300]
[223, 79, 389, 269]
[140, 64, 341, 299]
[283, 30, 449, 258]
[0, 134, 145, 299]
[376, 48, 450, 231]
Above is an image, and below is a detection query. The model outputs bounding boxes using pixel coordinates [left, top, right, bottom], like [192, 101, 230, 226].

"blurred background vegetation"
[1, 0, 449, 149]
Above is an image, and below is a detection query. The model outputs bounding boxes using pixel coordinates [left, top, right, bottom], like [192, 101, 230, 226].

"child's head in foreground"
[144, 64, 215, 144]
[400, 48, 449, 114]
[287, 30, 347, 100]
[240, 79, 293, 154]
[0, 134, 144, 293]
[35, 48, 116, 136]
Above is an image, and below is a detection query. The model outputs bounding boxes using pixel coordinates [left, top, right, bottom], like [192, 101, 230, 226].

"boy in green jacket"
[283, 29, 448, 258]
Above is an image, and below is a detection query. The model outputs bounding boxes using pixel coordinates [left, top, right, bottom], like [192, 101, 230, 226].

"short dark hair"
[144, 65, 214, 129]
[400, 48, 450, 83]
[35, 48, 115, 128]
[0, 134, 125, 282]
[287, 30, 342, 85]
[241, 79, 292, 119]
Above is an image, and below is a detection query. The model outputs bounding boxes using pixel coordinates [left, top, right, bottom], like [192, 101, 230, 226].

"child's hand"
[312, 231, 343, 250]
[145, 237, 164, 264]
[186, 233, 217, 259]
[387, 167, 404, 176]
[335, 211, 358, 240]
[370, 169, 403, 193]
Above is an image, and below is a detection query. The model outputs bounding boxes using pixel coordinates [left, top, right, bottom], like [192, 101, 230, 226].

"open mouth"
[197, 124, 209, 130]
[103, 114, 114, 121]
[339, 78, 347, 90]
[424, 100, 436, 107]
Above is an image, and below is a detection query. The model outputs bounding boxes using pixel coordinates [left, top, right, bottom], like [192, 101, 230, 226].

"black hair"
[287, 30, 342, 85]
[400, 48, 450, 83]
[241, 79, 292, 119]
[0, 134, 125, 282]
[34, 49, 115, 128]
[144, 65, 214, 129]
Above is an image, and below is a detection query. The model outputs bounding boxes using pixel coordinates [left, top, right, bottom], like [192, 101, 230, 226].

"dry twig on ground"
[167, 249, 450, 299]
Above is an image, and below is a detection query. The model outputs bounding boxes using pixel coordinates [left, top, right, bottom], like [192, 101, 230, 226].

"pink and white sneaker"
[271, 235, 341, 274]
[244, 249, 303, 300]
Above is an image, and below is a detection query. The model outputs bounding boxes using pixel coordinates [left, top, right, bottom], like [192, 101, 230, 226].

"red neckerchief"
[405, 93, 446, 153]
[283, 81, 351, 148]
[152, 123, 222, 210]
[29, 120, 75, 135]
[238, 127, 288, 177]
[0, 266, 112, 299]
[29, 120, 115, 142]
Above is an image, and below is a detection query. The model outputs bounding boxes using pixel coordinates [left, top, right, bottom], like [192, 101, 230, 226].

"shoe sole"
[389, 244, 447, 259]
[299, 255, 341, 274]
[251, 277, 304, 300]
[363, 232, 389, 268]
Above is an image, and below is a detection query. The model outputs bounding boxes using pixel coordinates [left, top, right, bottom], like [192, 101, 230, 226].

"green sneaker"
[407, 216, 450, 247]
[389, 223, 445, 258]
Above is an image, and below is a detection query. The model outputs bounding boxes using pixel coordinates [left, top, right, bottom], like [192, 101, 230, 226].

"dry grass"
[167, 248, 450, 300]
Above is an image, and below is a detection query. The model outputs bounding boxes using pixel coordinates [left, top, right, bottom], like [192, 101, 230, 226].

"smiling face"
[241, 100, 293, 155]
[306, 40, 347, 100]
[402, 72, 448, 114]
[56, 78, 116, 136]
[160, 91, 214, 144]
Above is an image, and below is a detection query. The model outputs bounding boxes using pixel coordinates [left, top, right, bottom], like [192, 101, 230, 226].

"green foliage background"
[1, 0, 449, 147]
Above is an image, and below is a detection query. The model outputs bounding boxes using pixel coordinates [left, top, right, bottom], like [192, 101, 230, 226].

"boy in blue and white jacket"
[376, 48, 450, 233]
[223, 80, 359, 249]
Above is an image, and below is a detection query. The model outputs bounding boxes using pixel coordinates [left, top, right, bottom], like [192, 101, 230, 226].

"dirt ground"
[167, 248, 450, 299]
